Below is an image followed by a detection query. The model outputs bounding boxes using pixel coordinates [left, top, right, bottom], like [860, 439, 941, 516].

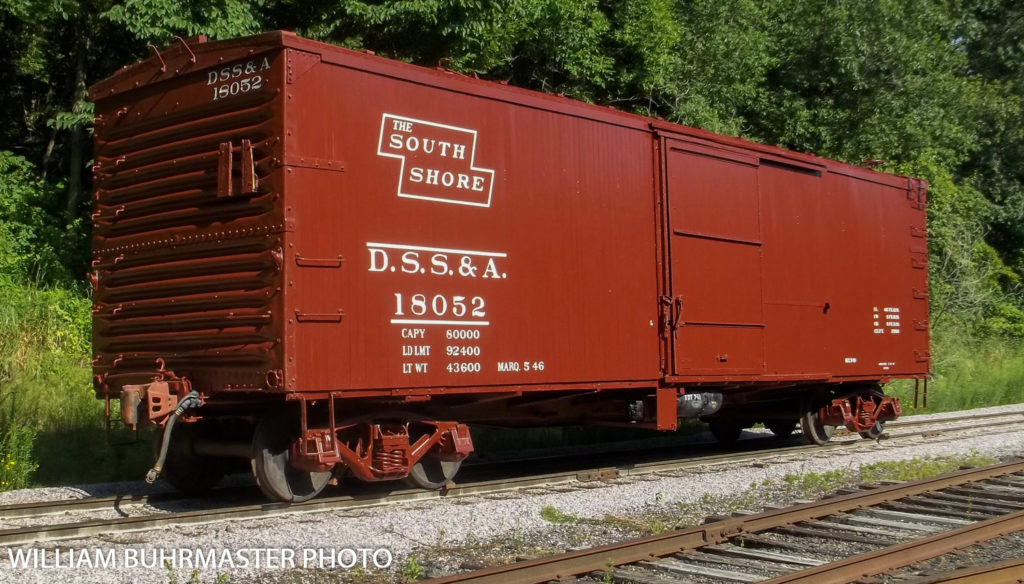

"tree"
[960, 0, 1024, 275]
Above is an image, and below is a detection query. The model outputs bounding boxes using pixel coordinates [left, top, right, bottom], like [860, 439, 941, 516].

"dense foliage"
[1, 0, 1022, 488]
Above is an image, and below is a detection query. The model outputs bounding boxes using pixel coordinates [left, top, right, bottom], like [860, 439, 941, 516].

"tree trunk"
[66, 35, 89, 220]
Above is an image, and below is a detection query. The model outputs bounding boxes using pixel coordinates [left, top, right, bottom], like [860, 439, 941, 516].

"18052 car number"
[207, 57, 271, 101]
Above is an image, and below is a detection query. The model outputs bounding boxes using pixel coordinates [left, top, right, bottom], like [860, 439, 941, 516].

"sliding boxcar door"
[664, 142, 766, 375]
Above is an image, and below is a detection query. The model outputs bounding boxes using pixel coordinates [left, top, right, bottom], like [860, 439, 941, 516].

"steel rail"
[0, 488, 251, 520]
[5, 408, 1019, 521]
[0, 445, 784, 521]
[901, 558, 1024, 584]
[1, 410, 1021, 545]
[856, 409, 1024, 433]
[0, 427, 863, 521]
[3, 408, 1018, 522]
[0, 440, 850, 545]
[758, 510, 1024, 584]
[885, 409, 1024, 429]
[424, 459, 1024, 584]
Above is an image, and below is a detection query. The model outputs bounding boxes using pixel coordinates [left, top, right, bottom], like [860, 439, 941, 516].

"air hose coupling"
[145, 390, 202, 484]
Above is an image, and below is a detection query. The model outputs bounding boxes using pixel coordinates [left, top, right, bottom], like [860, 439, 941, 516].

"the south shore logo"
[377, 114, 495, 207]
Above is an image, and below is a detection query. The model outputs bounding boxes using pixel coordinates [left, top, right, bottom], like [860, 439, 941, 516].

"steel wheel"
[859, 421, 885, 439]
[154, 420, 225, 494]
[404, 420, 464, 489]
[708, 420, 744, 444]
[407, 457, 462, 490]
[251, 412, 332, 503]
[767, 420, 797, 438]
[800, 408, 835, 445]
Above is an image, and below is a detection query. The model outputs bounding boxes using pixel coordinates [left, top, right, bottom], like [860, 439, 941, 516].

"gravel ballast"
[0, 403, 1022, 583]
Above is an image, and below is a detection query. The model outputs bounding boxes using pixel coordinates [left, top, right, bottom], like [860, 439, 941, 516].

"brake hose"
[145, 390, 202, 484]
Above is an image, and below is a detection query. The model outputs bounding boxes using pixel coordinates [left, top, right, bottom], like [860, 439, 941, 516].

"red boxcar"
[90, 31, 929, 501]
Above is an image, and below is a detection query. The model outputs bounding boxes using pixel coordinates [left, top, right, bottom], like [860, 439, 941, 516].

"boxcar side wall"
[280, 49, 663, 393]
[659, 136, 929, 383]
[90, 32, 929, 407]
[759, 167, 929, 379]
[278, 44, 929, 395]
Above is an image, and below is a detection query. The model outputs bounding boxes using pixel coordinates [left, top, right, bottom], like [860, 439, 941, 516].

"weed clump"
[0, 425, 37, 490]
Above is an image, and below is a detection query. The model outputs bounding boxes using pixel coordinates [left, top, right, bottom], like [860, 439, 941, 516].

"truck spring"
[373, 449, 407, 474]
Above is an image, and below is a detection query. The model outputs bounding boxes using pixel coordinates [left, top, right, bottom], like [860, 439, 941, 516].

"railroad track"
[1, 408, 1022, 547]
[426, 459, 1024, 584]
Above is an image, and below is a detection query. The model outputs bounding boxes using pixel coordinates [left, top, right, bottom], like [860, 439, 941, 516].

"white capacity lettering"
[446, 345, 481, 357]
[446, 362, 481, 373]
[446, 329, 481, 340]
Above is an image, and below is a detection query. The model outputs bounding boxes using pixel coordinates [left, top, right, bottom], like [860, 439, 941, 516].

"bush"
[0, 276, 157, 487]
[0, 151, 85, 285]
[0, 278, 93, 429]
[0, 425, 38, 491]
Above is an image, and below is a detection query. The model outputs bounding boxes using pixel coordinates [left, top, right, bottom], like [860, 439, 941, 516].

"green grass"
[400, 556, 424, 582]
[857, 452, 997, 483]
[540, 453, 1001, 541]
[778, 452, 999, 500]
[665, 452, 1001, 531]
[889, 329, 1024, 414]
[0, 279, 151, 491]
[0, 425, 36, 490]
[539, 504, 580, 524]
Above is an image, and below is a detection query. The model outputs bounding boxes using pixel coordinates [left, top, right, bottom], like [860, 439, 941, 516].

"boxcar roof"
[89, 30, 918, 190]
